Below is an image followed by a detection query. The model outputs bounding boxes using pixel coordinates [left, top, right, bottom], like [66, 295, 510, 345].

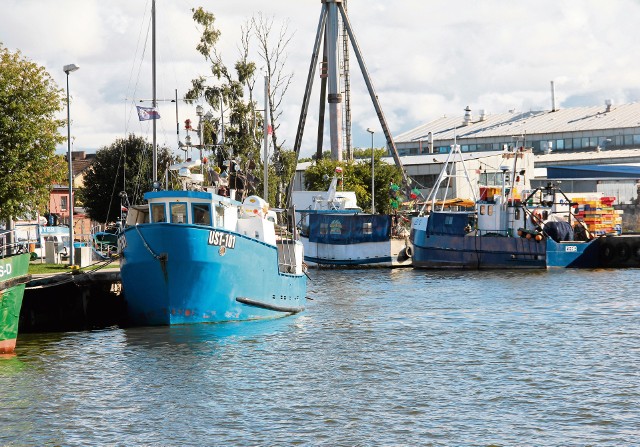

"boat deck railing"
[0, 229, 31, 258]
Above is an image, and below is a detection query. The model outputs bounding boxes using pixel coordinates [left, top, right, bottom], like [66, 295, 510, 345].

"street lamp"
[366, 128, 375, 214]
[63, 63, 79, 266]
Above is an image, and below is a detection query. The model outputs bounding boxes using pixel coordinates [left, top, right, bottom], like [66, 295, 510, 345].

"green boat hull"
[0, 253, 31, 354]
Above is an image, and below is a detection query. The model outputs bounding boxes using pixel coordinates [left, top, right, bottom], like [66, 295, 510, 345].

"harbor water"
[1, 268, 639, 446]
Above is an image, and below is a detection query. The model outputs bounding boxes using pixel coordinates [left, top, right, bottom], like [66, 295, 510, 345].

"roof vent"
[463, 106, 472, 126]
[478, 109, 486, 121]
[605, 99, 612, 112]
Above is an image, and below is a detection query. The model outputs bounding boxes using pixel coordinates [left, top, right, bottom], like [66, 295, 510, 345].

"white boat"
[294, 168, 412, 268]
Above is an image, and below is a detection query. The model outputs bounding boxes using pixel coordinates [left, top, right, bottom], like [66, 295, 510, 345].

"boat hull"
[411, 232, 546, 269]
[546, 239, 600, 268]
[301, 236, 412, 267]
[0, 253, 31, 354]
[119, 224, 306, 326]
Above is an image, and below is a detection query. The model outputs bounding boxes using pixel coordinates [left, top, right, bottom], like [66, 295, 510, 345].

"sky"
[3, 0, 640, 159]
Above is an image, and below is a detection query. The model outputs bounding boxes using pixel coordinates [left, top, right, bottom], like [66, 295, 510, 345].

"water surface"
[1, 268, 639, 446]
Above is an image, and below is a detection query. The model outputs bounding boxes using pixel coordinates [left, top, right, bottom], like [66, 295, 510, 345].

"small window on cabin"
[515, 208, 521, 220]
[488, 205, 494, 216]
[480, 205, 486, 215]
[215, 205, 225, 227]
[444, 216, 454, 225]
[192, 204, 211, 225]
[363, 222, 373, 235]
[320, 223, 329, 235]
[170, 203, 187, 224]
[151, 204, 166, 223]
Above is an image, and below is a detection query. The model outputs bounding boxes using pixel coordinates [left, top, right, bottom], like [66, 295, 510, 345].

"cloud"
[2, 0, 640, 159]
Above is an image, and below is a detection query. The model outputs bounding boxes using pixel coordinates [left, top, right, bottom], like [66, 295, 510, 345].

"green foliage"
[304, 149, 403, 214]
[0, 44, 66, 222]
[186, 7, 262, 188]
[79, 134, 176, 223]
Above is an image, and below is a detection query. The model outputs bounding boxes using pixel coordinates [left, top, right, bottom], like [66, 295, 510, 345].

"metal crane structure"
[286, 0, 412, 207]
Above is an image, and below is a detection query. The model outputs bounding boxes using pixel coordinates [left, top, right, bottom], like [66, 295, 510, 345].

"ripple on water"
[1, 268, 639, 445]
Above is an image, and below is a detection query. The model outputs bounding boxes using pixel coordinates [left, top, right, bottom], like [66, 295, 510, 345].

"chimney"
[463, 106, 472, 126]
[605, 99, 612, 112]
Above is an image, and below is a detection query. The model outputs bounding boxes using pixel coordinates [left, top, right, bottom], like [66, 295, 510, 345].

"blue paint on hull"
[120, 223, 306, 326]
[412, 231, 546, 269]
[545, 239, 600, 268]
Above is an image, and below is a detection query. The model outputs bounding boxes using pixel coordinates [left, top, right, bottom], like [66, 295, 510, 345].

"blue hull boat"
[120, 190, 306, 326]
[410, 144, 609, 270]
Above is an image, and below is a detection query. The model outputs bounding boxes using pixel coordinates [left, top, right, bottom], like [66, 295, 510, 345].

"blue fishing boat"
[118, 1, 306, 326]
[119, 188, 306, 325]
[410, 145, 603, 269]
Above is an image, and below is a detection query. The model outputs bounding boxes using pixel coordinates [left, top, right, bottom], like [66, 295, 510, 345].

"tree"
[303, 149, 403, 214]
[252, 13, 295, 207]
[79, 134, 175, 223]
[0, 44, 67, 226]
[186, 8, 262, 199]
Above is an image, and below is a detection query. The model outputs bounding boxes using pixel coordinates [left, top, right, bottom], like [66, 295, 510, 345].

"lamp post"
[366, 128, 375, 214]
[63, 63, 79, 266]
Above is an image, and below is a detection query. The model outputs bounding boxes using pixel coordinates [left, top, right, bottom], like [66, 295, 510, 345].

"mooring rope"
[134, 224, 163, 260]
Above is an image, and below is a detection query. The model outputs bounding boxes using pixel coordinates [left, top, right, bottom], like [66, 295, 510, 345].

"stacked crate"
[571, 195, 623, 235]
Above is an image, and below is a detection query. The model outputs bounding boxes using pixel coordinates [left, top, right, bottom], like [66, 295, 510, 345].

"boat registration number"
[208, 231, 236, 249]
[0, 263, 12, 278]
[564, 246, 577, 252]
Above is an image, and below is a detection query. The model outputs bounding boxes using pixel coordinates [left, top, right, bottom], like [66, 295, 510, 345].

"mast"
[151, 0, 157, 183]
[285, 1, 413, 207]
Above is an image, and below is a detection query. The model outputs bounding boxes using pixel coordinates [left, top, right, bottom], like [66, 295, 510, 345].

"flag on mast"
[136, 106, 161, 121]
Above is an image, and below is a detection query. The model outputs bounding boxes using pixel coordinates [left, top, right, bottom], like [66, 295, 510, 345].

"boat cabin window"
[363, 222, 372, 235]
[320, 223, 328, 235]
[488, 205, 494, 216]
[514, 208, 521, 220]
[192, 203, 211, 225]
[480, 205, 486, 215]
[151, 203, 166, 223]
[215, 204, 225, 227]
[170, 203, 187, 224]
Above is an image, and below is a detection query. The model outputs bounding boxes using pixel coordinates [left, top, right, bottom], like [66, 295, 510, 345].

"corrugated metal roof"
[396, 102, 640, 142]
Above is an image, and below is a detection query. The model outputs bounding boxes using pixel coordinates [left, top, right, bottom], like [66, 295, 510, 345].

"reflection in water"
[1, 268, 639, 446]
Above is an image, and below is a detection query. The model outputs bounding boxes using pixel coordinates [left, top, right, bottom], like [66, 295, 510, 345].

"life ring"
[617, 243, 631, 262]
[530, 209, 544, 225]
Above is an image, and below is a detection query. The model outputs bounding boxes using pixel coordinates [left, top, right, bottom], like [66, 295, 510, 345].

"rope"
[134, 224, 164, 260]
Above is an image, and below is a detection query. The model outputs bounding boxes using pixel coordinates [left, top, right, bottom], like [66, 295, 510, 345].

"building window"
[60, 196, 68, 211]
[564, 138, 573, 150]
[555, 139, 565, 150]
[634, 135, 640, 145]
[624, 135, 634, 146]
[572, 138, 582, 149]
